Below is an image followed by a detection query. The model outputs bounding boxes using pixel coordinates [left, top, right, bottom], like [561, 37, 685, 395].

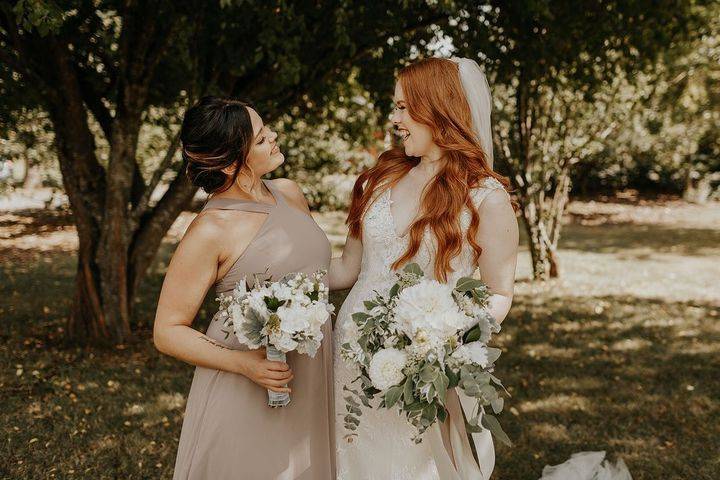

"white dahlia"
[368, 348, 408, 391]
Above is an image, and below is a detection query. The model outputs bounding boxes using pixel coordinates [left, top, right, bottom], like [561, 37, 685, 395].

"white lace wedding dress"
[333, 178, 503, 480]
[333, 177, 634, 480]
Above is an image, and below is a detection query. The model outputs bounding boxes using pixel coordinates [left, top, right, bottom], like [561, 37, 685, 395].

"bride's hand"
[236, 348, 293, 393]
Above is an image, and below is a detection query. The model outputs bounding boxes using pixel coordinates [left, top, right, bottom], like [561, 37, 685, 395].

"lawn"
[1, 200, 719, 479]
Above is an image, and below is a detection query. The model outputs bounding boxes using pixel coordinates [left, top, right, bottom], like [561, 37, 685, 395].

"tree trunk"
[517, 174, 569, 281]
[523, 206, 551, 280]
[683, 169, 712, 204]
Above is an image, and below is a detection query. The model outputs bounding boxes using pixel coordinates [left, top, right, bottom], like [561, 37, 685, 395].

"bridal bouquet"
[340, 263, 510, 444]
[216, 270, 333, 407]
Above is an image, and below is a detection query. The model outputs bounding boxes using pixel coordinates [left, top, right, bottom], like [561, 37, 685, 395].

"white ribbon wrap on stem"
[266, 346, 291, 407]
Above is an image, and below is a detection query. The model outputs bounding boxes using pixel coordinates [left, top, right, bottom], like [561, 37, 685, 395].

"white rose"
[394, 280, 463, 339]
[437, 309, 475, 336]
[270, 331, 299, 353]
[272, 284, 294, 301]
[306, 303, 330, 329]
[450, 344, 472, 364]
[368, 348, 408, 391]
[407, 328, 445, 357]
[297, 336, 322, 357]
[246, 292, 269, 317]
[277, 305, 310, 334]
[452, 342, 489, 367]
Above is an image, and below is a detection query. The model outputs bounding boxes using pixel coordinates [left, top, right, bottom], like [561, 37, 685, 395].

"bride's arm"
[329, 234, 363, 291]
[475, 189, 519, 324]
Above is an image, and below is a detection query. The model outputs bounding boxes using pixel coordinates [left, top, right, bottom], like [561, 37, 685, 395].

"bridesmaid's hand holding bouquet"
[216, 270, 334, 407]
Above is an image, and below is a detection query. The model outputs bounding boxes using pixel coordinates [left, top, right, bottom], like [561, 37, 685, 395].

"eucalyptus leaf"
[422, 403, 438, 422]
[485, 347, 502, 364]
[437, 406, 448, 423]
[490, 397, 504, 414]
[434, 373, 449, 404]
[384, 385, 403, 409]
[445, 365, 459, 388]
[481, 413, 513, 446]
[464, 325, 481, 343]
[363, 300, 378, 310]
[403, 377, 415, 405]
[352, 312, 371, 323]
[420, 365, 439, 382]
[403, 262, 424, 276]
[455, 277, 485, 292]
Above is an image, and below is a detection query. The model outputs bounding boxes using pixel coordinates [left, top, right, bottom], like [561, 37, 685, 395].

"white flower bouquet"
[340, 263, 511, 444]
[216, 270, 334, 407]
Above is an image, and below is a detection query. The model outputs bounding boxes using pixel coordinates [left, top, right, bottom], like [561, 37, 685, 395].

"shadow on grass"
[493, 295, 720, 480]
[2, 247, 719, 478]
[557, 224, 720, 256]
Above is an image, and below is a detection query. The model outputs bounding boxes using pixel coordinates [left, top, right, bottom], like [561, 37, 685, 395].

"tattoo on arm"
[199, 335, 231, 350]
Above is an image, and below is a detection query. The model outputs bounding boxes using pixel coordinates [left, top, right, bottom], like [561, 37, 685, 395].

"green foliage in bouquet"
[341, 263, 511, 445]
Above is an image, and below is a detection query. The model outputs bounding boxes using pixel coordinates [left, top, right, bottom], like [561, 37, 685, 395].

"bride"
[328, 57, 518, 479]
[328, 56, 634, 480]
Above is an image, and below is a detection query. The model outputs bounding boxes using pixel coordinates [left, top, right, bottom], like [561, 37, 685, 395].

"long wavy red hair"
[346, 58, 510, 282]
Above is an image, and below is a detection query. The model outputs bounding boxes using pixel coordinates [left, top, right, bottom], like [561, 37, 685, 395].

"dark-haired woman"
[153, 97, 334, 479]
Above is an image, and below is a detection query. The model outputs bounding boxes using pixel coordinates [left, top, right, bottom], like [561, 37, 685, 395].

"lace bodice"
[338, 177, 504, 340]
[356, 176, 505, 293]
[334, 176, 505, 480]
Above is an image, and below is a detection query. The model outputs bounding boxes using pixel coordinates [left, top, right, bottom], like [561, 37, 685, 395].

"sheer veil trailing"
[451, 57, 494, 169]
[448, 56, 633, 480]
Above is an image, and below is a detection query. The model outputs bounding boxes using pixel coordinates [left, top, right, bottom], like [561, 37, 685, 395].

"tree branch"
[129, 128, 182, 227]
[129, 165, 198, 294]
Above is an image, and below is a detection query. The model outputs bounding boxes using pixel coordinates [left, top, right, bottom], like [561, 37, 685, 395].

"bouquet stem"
[266, 346, 291, 407]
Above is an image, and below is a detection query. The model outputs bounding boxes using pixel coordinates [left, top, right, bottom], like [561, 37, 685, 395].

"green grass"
[1, 203, 719, 479]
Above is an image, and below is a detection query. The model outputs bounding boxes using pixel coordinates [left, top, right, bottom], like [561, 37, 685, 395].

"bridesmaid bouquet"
[216, 270, 333, 407]
[340, 263, 511, 444]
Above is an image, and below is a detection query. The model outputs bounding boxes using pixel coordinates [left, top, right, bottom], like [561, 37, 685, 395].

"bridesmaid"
[153, 96, 335, 480]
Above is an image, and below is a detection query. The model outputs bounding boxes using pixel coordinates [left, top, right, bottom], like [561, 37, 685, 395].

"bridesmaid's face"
[245, 107, 285, 176]
[391, 82, 436, 158]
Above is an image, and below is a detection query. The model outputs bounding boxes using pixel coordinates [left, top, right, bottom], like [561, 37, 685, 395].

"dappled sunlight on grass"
[528, 422, 571, 442]
[518, 394, 593, 414]
[609, 338, 653, 351]
[1, 201, 719, 478]
[522, 343, 580, 359]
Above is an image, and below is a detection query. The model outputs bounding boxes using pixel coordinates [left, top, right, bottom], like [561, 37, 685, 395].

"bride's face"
[391, 82, 436, 158]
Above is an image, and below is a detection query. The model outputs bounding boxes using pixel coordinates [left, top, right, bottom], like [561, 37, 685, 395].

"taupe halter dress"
[173, 179, 334, 480]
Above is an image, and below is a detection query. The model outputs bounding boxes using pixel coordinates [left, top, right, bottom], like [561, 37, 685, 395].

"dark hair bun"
[181, 96, 254, 194]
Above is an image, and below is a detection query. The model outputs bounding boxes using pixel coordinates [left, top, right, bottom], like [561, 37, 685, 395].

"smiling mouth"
[396, 129, 411, 142]
[271, 144, 279, 154]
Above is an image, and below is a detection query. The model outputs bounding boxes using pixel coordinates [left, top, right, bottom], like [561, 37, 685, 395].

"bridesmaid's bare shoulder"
[179, 207, 263, 259]
[270, 178, 311, 214]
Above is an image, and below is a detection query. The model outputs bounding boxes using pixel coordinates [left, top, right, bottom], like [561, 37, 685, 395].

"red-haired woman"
[328, 57, 519, 479]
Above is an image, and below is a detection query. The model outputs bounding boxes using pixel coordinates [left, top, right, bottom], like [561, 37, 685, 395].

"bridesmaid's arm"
[475, 189, 519, 324]
[329, 234, 363, 291]
[153, 216, 293, 393]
